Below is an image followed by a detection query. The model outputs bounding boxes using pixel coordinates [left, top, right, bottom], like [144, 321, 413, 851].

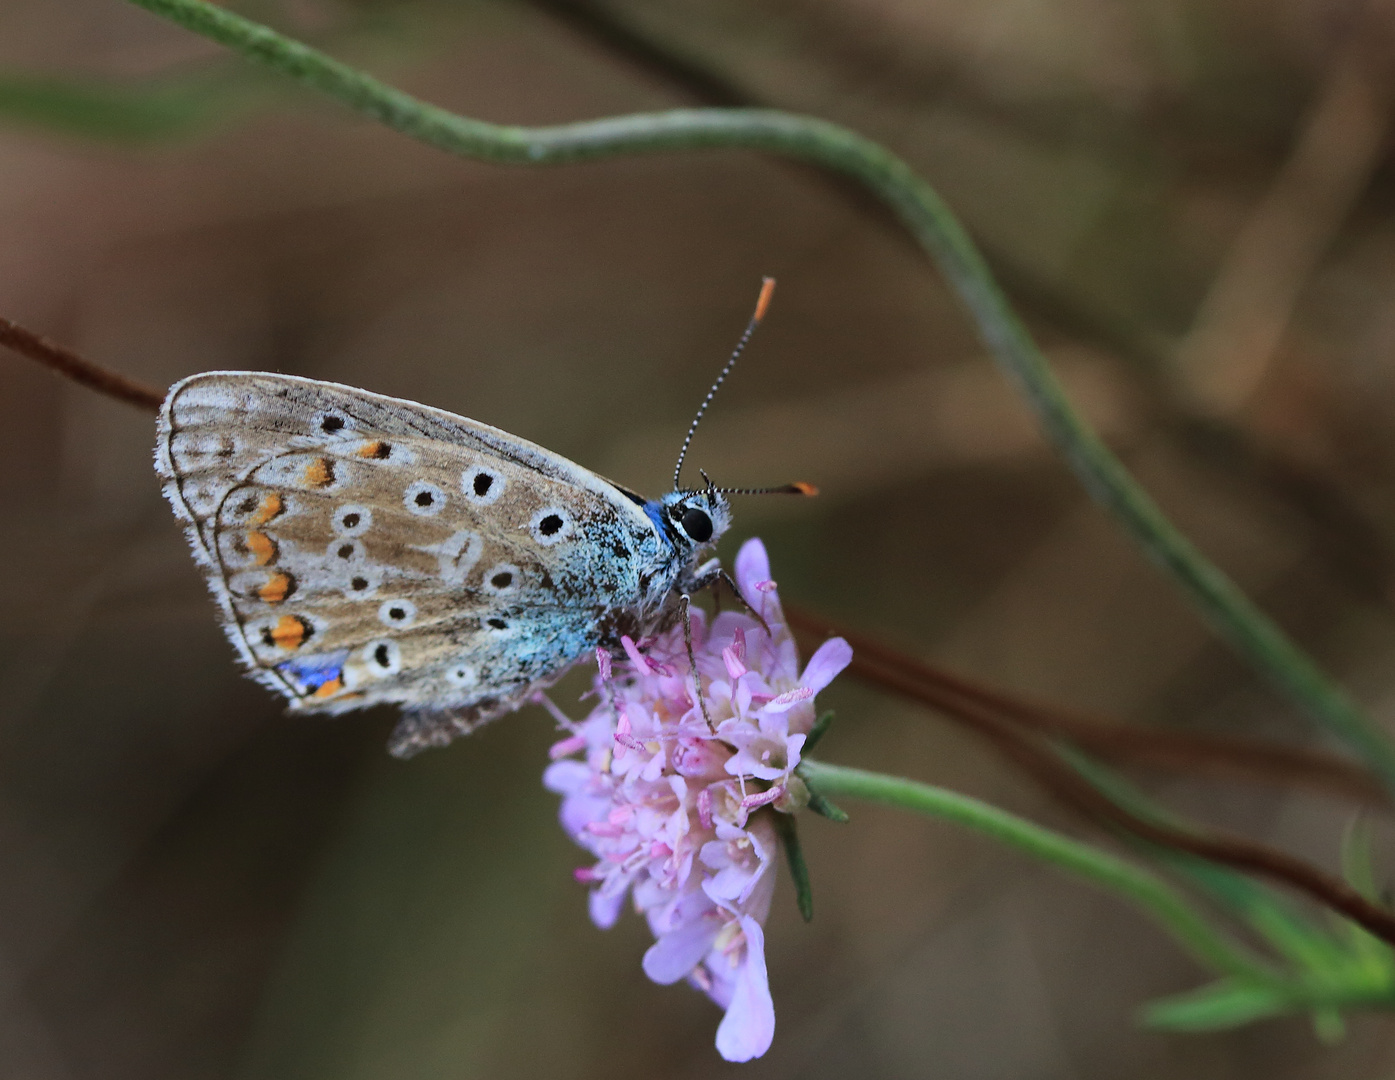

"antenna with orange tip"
[697, 470, 817, 498]
[710, 482, 819, 497]
[753, 275, 775, 323]
[672, 277, 776, 490]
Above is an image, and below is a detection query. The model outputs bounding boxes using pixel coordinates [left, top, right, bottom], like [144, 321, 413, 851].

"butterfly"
[154, 279, 808, 757]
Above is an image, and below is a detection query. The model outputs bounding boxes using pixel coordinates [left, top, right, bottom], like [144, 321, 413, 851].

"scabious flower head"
[544, 538, 852, 1062]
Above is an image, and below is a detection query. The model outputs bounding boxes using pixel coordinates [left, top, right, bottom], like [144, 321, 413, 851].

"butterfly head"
[650, 488, 732, 555]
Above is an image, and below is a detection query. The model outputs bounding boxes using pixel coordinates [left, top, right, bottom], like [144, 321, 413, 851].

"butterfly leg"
[678, 556, 721, 596]
[717, 568, 772, 636]
[679, 592, 716, 733]
[679, 559, 769, 633]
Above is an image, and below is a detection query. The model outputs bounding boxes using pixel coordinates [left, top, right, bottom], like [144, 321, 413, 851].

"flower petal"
[643, 915, 721, 985]
[548, 734, 588, 759]
[542, 759, 591, 795]
[621, 635, 655, 674]
[709, 609, 760, 646]
[734, 538, 771, 609]
[761, 687, 813, 713]
[558, 795, 609, 842]
[589, 885, 627, 930]
[800, 636, 853, 694]
[714, 917, 775, 1062]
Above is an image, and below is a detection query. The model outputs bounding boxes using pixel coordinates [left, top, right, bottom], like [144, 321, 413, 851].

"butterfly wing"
[156, 372, 668, 748]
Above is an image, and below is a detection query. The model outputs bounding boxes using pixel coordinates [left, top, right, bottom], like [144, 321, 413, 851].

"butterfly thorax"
[602, 487, 731, 641]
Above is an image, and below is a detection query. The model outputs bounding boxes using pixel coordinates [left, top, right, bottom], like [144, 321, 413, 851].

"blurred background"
[3, 0, 1395, 1076]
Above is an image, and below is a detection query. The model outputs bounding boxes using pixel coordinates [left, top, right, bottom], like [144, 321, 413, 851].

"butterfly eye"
[680, 507, 714, 543]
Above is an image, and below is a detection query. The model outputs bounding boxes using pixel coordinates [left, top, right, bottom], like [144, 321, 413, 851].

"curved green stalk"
[800, 760, 1275, 983]
[123, 0, 1395, 787]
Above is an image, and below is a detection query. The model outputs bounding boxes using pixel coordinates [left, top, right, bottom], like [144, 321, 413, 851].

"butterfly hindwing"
[156, 372, 665, 722]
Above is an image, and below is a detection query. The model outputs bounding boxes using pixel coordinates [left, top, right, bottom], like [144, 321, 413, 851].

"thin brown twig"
[802, 623, 1395, 943]
[787, 605, 1389, 806]
[0, 317, 164, 413]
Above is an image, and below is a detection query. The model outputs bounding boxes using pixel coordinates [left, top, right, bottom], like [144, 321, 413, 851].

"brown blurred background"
[4, 0, 1395, 1076]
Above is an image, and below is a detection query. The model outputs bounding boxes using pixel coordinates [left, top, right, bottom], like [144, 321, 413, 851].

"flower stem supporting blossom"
[799, 759, 1278, 986]
[123, 0, 1395, 791]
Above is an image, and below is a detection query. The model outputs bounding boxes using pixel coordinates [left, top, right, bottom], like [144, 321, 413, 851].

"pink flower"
[543, 538, 851, 1062]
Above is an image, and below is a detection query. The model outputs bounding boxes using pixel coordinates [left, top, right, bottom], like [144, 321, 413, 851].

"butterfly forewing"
[157, 372, 664, 723]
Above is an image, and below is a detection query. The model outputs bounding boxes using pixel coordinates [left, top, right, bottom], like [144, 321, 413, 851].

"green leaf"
[773, 812, 814, 922]
[1142, 981, 1295, 1032]
[1168, 856, 1351, 972]
[806, 788, 849, 823]
[804, 711, 835, 753]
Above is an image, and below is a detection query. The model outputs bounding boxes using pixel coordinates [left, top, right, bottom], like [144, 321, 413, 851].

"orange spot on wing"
[250, 492, 283, 526]
[313, 677, 344, 698]
[270, 615, 311, 650]
[303, 457, 335, 488]
[258, 571, 295, 604]
[245, 531, 277, 566]
[357, 440, 390, 459]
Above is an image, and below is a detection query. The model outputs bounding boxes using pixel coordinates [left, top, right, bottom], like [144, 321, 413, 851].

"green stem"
[124, 0, 1395, 788]
[800, 759, 1276, 983]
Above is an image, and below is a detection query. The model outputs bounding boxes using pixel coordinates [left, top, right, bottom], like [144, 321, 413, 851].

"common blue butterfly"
[154, 280, 806, 756]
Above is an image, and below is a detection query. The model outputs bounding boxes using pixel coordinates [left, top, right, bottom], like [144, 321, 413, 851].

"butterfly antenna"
[673, 277, 776, 490]
[698, 468, 817, 498]
[710, 482, 820, 496]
